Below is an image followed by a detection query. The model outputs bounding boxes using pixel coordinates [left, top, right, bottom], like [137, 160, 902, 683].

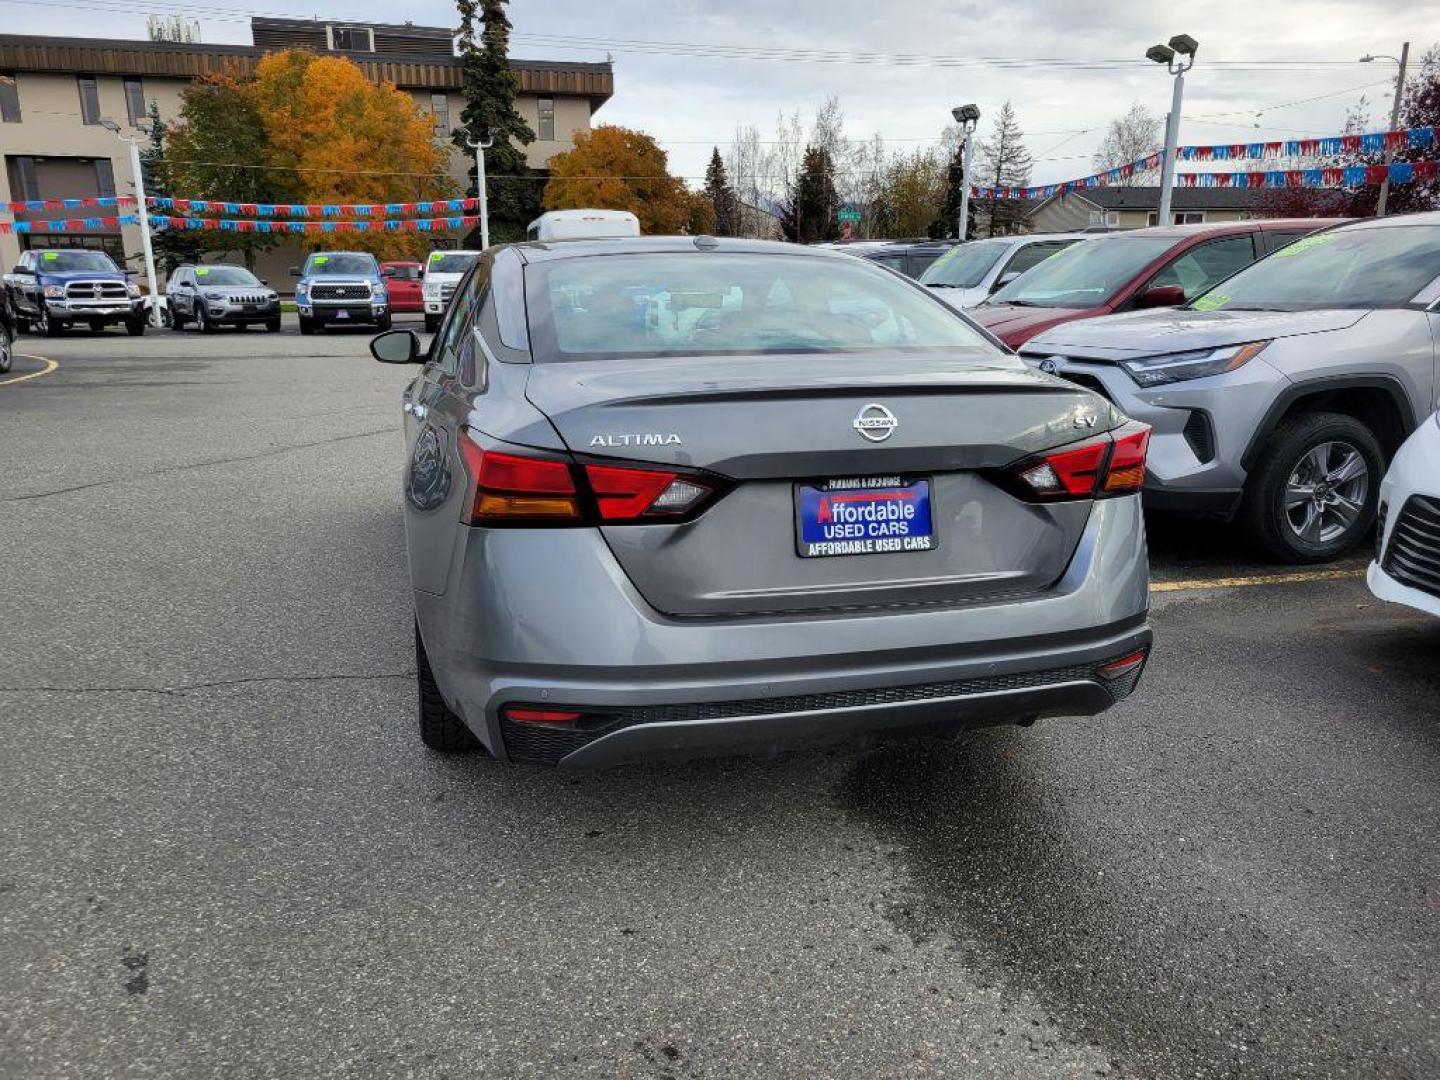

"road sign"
[837, 209, 861, 222]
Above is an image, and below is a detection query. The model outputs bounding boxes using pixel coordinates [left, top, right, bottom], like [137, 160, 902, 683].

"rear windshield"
[304, 253, 377, 276]
[1191, 225, 1440, 311]
[384, 264, 420, 280]
[525, 252, 998, 361]
[36, 250, 118, 273]
[920, 240, 1010, 288]
[988, 237, 1174, 308]
[193, 266, 260, 286]
[427, 253, 479, 275]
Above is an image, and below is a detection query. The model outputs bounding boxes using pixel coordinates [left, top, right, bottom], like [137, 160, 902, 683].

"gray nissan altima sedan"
[370, 236, 1153, 769]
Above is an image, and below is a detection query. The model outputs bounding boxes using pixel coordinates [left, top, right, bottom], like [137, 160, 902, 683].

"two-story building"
[0, 19, 613, 280]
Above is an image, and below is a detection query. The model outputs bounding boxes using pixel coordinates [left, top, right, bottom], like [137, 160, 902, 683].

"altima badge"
[589, 433, 683, 448]
[853, 403, 898, 443]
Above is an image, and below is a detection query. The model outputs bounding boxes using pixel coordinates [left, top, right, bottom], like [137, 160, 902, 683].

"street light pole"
[466, 134, 493, 250]
[951, 104, 981, 241]
[1363, 42, 1410, 217]
[105, 120, 161, 326]
[1147, 35, 1198, 228]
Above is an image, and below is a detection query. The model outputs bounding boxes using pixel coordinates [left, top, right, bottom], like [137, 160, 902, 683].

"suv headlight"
[126, 282, 142, 297]
[1120, 340, 1271, 388]
[373, 287, 388, 303]
[204, 291, 225, 301]
[295, 283, 309, 297]
[43, 284, 65, 299]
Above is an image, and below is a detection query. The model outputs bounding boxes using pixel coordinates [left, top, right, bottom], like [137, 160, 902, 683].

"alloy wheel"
[1283, 440, 1370, 545]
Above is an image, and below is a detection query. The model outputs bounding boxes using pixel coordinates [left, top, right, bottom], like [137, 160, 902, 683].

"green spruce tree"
[979, 101, 1033, 237]
[453, 0, 539, 244]
[703, 147, 740, 236]
[782, 146, 840, 245]
[139, 100, 205, 274]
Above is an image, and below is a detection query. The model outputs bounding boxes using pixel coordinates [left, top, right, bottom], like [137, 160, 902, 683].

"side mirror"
[288, 266, 301, 277]
[370, 328, 421, 365]
[10, 265, 34, 276]
[992, 271, 1021, 292]
[260, 278, 269, 286]
[1138, 284, 1186, 309]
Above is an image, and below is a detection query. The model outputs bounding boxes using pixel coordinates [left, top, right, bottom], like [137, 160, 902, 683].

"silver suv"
[1018, 214, 1440, 562]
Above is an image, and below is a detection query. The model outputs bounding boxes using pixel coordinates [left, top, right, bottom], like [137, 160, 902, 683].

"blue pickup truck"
[290, 251, 391, 335]
[2, 248, 148, 336]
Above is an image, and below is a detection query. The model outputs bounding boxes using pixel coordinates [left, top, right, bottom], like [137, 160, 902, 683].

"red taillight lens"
[459, 433, 581, 523]
[503, 706, 584, 726]
[1096, 649, 1148, 680]
[584, 464, 713, 521]
[1102, 422, 1150, 494]
[1008, 422, 1152, 502]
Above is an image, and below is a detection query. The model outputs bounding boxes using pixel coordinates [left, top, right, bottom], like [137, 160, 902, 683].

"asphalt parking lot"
[2, 322, 1437, 1080]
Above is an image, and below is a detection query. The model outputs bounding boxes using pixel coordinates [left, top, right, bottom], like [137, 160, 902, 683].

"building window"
[0, 71, 20, 123]
[1147, 210, 1207, 226]
[14, 156, 40, 200]
[95, 158, 116, 198]
[123, 76, 145, 127]
[1088, 210, 1119, 228]
[328, 26, 374, 52]
[537, 96, 555, 141]
[77, 75, 100, 124]
[430, 92, 450, 136]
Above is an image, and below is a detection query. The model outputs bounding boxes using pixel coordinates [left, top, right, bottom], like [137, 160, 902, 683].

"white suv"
[422, 250, 481, 333]
[1370, 411, 1440, 618]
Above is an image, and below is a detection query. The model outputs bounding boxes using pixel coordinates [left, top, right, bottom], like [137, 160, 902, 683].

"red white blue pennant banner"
[147, 197, 480, 219]
[973, 157, 1440, 202]
[1178, 125, 1435, 161]
[149, 214, 483, 233]
[0, 214, 140, 234]
[2, 196, 136, 214]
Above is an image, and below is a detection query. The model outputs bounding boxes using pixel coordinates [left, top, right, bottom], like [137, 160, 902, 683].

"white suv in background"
[421, 250, 481, 333]
[1370, 411, 1440, 619]
[920, 232, 1092, 309]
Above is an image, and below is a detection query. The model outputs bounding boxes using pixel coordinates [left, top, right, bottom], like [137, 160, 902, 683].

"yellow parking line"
[0, 353, 58, 387]
[1153, 567, 1366, 593]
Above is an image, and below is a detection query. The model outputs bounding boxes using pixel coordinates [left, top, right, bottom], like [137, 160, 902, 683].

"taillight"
[584, 464, 715, 521]
[503, 706, 583, 726]
[458, 432, 721, 526]
[459, 434, 582, 523]
[1005, 421, 1152, 501]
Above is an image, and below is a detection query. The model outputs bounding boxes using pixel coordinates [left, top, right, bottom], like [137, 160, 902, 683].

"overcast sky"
[4, 0, 1437, 185]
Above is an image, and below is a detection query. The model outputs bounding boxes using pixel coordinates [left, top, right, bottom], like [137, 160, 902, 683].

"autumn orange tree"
[543, 125, 713, 235]
[245, 49, 455, 258]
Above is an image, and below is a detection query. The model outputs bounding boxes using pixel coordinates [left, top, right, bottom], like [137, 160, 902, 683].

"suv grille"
[440, 283, 457, 303]
[500, 662, 1133, 766]
[310, 283, 371, 301]
[1381, 494, 1440, 599]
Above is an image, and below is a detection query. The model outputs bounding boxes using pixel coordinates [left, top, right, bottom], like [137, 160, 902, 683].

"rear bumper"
[415, 494, 1151, 768]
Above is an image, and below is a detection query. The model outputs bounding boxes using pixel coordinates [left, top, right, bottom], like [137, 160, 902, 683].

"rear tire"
[298, 315, 315, 336]
[1240, 411, 1382, 563]
[376, 314, 393, 332]
[125, 317, 146, 336]
[424, 314, 440, 334]
[0, 324, 13, 373]
[416, 623, 480, 752]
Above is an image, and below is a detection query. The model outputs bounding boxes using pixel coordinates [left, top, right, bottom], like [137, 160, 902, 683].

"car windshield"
[920, 240, 1011, 288]
[526, 252, 999, 361]
[428, 253, 479, 275]
[36, 250, 118, 273]
[193, 267, 261, 287]
[305, 253, 377, 276]
[988, 237, 1174, 308]
[1190, 225, 1440, 311]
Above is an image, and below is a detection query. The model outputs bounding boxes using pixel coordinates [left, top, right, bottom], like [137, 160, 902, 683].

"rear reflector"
[1096, 650, 1148, 680]
[503, 707, 584, 726]
[1006, 421, 1153, 502]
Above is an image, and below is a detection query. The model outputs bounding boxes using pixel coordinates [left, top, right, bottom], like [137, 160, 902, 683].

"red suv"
[380, 261, 423, 314]
[970, 219, 1349, 350]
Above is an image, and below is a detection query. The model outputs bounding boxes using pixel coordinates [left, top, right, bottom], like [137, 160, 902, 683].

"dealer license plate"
[795, 477, 936, 559]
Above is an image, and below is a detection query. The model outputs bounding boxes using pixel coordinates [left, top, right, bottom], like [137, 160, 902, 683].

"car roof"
[1100, 217, 1351, 241]
[1329, 210, 1440, 230]
[512, 236, 868, 264]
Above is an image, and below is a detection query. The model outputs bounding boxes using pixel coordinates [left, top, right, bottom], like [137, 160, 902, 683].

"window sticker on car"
[196, 267, 210, 277]
[429, 253, 443, 264]
[1272, 233, 1338, 259]
[313, 256, 329, 265]
[43, 252, 59, 261]
[1192, 292, 1230, 312]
